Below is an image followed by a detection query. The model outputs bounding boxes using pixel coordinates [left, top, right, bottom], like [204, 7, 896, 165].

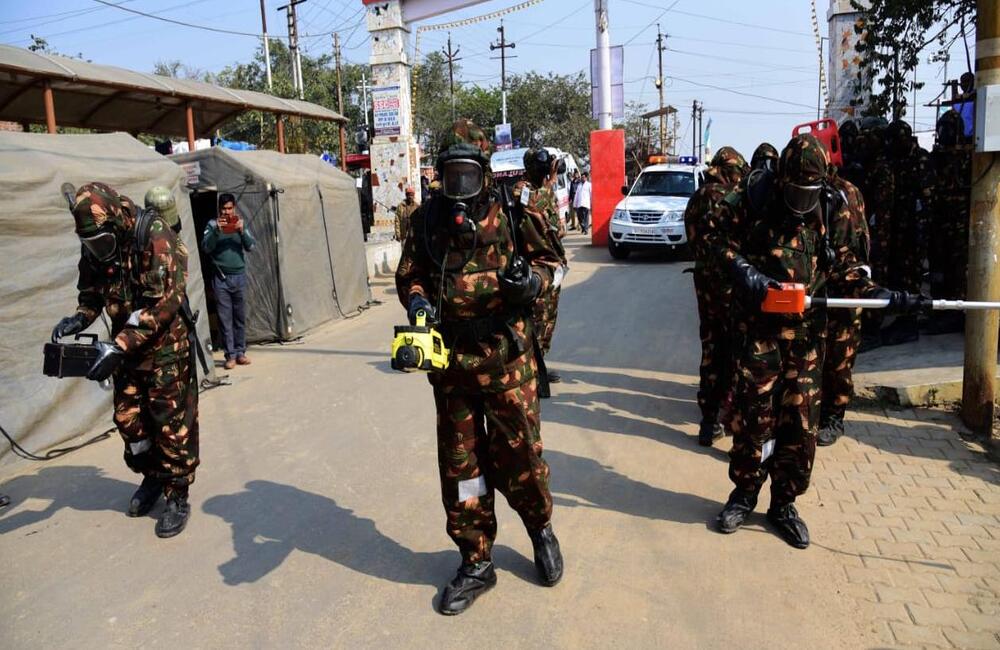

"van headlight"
[612, 209, 629, 223]
[665, 210, 685, 223]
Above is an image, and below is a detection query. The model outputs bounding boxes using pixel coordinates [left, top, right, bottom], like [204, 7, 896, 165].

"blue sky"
[0, 0, 975, 157]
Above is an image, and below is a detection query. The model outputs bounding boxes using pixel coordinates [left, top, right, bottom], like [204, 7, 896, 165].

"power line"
[89, 0, 269, 37]
[619, 0, 813, 37]
[667, 74, 817, 109]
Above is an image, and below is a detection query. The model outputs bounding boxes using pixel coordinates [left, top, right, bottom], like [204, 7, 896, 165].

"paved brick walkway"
[807, 406, 1000, 648]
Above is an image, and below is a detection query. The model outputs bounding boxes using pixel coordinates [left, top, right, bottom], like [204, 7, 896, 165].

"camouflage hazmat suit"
[684, 146, 748, 431]
[515, 175, 566, 357]
[709, 135, 875, 506]
[886, 121, 935, 295]
[930, 110, 971, 301]
[395, 122, 561, 564]
[70, 183, 199, 498]
[821, 173, 870, 426]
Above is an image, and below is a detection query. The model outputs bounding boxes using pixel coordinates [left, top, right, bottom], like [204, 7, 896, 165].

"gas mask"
[782, 182, 823, 216]
[79, 228, 119, 262]
[69, 182, 132, 266]
[441, 158, 484, 200]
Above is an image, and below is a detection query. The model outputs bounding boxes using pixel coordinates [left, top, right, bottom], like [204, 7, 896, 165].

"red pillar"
[43, 81, 56, 134]
[185, 103, 196, 151]
[589, 129, 626, 247]
[276, 114, 286, 153]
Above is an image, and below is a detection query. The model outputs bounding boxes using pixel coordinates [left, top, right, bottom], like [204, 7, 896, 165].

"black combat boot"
[127, 476, 163, 517]
[547, 371, 562, 384]
[698, 419, 725, 447]
[717, 488, 758, 534]
[438, 561, 497, 615]
[528, 524, 563, 586]
[766, 502, 810, 549]
[817, 413, 845, 447]
[155, 494, 191, 538]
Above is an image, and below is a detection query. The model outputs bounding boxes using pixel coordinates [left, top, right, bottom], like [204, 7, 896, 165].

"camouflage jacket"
[513, 177, 566, 265]
[685, 168, 738, 276]
[394, 200, 419, 242]
[891, 144, 935, 217]
[395, 192, 561, 392]
[828, 174, 870, 266]
[932, 146, 971, 201]
[708, 183, 875, 338]
[863, 153, 895, 228]
[75, 209, 190, 371]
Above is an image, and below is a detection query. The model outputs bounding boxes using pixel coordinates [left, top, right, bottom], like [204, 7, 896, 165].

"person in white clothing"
[573, 172, 592, 234]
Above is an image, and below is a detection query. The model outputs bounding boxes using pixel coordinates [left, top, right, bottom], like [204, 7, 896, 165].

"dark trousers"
[576, 207, 590, 233]
[213, 272, 247, 359]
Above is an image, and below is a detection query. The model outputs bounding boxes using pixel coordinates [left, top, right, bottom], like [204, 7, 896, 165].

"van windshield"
[630, 171, 695, 197]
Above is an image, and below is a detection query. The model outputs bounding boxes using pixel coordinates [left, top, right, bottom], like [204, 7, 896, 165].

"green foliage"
[414, 55, 595, 162]
[852, 0, 975, 118]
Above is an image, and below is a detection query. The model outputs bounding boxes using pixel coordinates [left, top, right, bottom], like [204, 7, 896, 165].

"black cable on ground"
[1, 422, 113, 462]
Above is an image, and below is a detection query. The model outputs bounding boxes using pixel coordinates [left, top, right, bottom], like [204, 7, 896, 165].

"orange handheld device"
[761, 283, 808, 314]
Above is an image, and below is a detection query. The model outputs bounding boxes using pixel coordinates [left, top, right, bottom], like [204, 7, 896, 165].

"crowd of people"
[683, 108, 975, 550]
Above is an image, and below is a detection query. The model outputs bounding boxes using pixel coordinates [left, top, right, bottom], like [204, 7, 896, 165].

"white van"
[608, 160, 702, 259]
[491, 146, 580, 223]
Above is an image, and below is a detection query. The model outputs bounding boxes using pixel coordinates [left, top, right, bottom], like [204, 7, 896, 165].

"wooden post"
[962, 0, 1000, 439]
[43, 81, 56, 134]
[276, 114, 285, 153]
[185, 103, 196, 151]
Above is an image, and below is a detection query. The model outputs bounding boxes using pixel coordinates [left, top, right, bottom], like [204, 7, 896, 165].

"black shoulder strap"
[745, 169, 775, 216]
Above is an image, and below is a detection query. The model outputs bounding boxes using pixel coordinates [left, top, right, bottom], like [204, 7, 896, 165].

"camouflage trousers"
[694, 271, 733, 424]
[888, 209, 925, 294]
[730, 331, 822, 507]
[113, 354, 200, 497]
[432, 379, 553, 563]
[864, 212, 893, 335]
[821, 308, 862, 421]
[533, 286, 561, 356]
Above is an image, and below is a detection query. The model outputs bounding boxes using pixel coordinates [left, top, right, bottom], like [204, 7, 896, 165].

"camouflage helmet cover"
[779, 133, 829, 185]
[707, 146, 748, 184]
[71, 182, 137, 237]
[750, 142, 779, 171]
[144, 185, 179, 229]
[438, 118, 491, 163]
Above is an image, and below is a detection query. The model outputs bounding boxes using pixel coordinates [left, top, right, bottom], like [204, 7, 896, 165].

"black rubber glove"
[86, 342, 125, 381]
[51, 313, 88, 343]
[407, 294, 437, 326]
[729, 255, 781, 310]
[871, 287, 928, 314]
[498, 261, 542, 306]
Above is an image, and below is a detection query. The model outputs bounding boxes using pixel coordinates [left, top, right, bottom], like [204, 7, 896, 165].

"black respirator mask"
[79, 228, 119, 263]
[441, 158, 484, 201]
[782, 181, 823, 216]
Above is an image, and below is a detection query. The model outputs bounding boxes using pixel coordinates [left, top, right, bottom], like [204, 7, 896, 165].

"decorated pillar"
[827, 0, 870, 122]
[365, 0, 420, 242]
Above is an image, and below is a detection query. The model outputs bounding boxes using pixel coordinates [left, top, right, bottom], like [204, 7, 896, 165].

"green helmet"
[144, 185, 179, 230]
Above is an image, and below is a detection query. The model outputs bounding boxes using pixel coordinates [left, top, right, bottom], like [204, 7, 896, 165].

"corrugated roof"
[0, 44, 345, 136]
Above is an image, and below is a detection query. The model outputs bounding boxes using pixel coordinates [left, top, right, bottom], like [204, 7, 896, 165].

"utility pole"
[594, 0, 612, 130]
[962, 0, 1000, 442]
[930, 49, 950, 121]
[260, 0, 272, 91]
[277, 0, 306, 100]
[490, 20, 516, 124]
[358, 73, 371, 131]
[656, 25, 666, 153]
[697, 103, 704, 161]
[442, 33, 462, 121]
[333, 32, 347, 171]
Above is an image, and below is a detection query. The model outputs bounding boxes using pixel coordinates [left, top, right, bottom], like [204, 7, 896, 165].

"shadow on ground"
[202, 480, 537, 587]
[547, 449, 721, 525]
[0, 465, 137, 534]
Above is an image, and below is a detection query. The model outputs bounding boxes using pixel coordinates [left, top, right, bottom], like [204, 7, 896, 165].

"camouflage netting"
[0, 131, 216, 467]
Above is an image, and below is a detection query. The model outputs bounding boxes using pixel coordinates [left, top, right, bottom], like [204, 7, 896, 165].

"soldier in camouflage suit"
[928, 109, 971, 334]
[396, 119, 564, 615]
[819, 164, 870, 446]
[393, 187, 419, 242]
[883, 119, 935, 346]
[50, 182, 198, 538]
[854, 119, 895, 351]
[684, 146, 748, 447]
[707, 134, 918, 548]
[517, 148, 568, 386]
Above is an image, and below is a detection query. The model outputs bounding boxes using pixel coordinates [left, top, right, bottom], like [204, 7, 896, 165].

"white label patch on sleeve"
[126, 309, 142, 327]
[553, 265, 566, 288]
[860, 265, 872, 279]
[458, 476, 488, 502]
[520, 186, 531, 206]
[761, 439, 776, 463]
[130, 439, 152, 455]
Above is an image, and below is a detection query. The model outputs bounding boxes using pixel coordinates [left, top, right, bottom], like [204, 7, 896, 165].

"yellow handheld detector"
[391, 310, 450, 372]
